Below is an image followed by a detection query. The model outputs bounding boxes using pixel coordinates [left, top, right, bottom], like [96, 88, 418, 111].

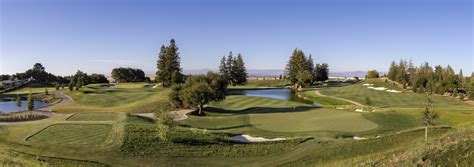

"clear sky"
[1, 0, 472, 76]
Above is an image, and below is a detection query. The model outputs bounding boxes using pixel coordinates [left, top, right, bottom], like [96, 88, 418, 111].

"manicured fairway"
[54, 83, 170, 113]
[27, 124, 112, 146]
[209, 95, 310, 111]
[317, 83, 468, 108]
[250, 109, 378, 132]
[67, 112, 120, 121]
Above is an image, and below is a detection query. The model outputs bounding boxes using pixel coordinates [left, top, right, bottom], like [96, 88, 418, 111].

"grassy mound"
[54, 83, 170, 113]
[27, 124, 112, 146]
[120, 123, 304, 158]
[317, 82, 468, 108]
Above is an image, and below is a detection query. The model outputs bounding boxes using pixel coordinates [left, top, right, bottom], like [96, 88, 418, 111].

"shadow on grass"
[203, 106, 320, 115]
[180, 124, 253, 130]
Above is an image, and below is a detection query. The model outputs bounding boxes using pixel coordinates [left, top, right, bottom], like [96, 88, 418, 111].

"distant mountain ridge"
[143, 69, 387, 78]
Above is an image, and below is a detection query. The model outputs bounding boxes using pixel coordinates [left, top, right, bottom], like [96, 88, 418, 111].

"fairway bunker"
[231, 134, 286, 142]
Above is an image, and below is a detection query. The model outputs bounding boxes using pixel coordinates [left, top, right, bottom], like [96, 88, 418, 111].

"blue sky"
[1, 0, 472, 76]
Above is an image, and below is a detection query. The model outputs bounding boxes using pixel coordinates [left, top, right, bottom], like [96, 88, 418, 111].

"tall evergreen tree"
[226, 52, 234, 85]
[388, 61, 398, 81]
[286, 49, 309, 88]
[307, 54, 315, 83]
[156, 39, 184, 87]
[233, 53, 247, 85]
[315, 63, 329, 82]
[218, 56, 230, 82]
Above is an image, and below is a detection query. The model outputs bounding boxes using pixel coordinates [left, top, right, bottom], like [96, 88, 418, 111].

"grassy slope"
[54, 83, 170, 113]
[228, 79, 290, 89]
[181, 95, 419, 138]
[1, 81, 472, 166]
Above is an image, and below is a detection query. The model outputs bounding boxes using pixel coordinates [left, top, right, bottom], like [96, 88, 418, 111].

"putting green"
[250, 109, 379, 132]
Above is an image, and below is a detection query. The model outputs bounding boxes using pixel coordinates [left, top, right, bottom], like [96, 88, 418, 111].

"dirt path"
[169, 109, 195, 121]
[314, 90, 365, 107]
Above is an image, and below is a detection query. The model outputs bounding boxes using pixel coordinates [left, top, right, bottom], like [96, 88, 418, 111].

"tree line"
[111, 67, 147, 83]
[285, 49, 329, 89]
[387, 60, 473, 99]
[219, 52, 248, 86]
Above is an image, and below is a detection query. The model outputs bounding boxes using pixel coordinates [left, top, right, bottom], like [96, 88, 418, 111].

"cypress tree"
[388, 61, 398, 81]
[15, 94, 22, 108]
[27, 92, 34, 111]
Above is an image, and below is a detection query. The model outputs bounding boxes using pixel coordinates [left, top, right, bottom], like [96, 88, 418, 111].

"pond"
[228, 88, 324, 106]
[0, 101, 48, 113]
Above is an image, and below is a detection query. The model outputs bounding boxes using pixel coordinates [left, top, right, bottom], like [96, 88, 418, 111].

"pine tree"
[226, 52, 234, 85]
[218, 56, 230, 83]
[421, 92, 439, 142]
[315, 63, 329, 82]
[69, 81, 74, 91]
[156, 39, 184, 87]
[233, 53, 247, 85]
[286, 49, 308, 88]
[27, 92, 34, 111]
[388, 61, 398, 81]
[307, 54, 315, 84]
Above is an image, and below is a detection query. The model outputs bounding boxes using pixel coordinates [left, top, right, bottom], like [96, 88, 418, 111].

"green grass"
[54, 83, 170, 113]
[298, 90, 352, 105]
[250, 109, 378, 132]
[317, 79, 470, 108]
[67, 112, 120, 121]
[229, 79, 290, 89]
[0, 80, 472, 166]
[27, 124, 112, 146]
[181, 95, 421, 138]
[120, 123, 305, 158]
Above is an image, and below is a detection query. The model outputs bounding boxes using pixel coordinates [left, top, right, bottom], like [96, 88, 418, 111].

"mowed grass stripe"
[27, 124, 112, 146]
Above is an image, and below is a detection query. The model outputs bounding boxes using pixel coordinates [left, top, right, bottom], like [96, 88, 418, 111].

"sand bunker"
[386, 90, 402, 93]
[354, 109, 367, 112]
[353, 136, 367, 140]
[231, 135, 286, 142]
[363, 84, 374, 86]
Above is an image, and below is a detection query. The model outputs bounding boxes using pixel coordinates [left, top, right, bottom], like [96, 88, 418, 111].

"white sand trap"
[232, 135, 286, 142]
[367, 87, 387, 91]
[363, 84, 374, 86]
[355, 109, 367, 112]
[152, 84, 158, 88]
[386, 90, 401, 93]
[353, 136, 366, 140]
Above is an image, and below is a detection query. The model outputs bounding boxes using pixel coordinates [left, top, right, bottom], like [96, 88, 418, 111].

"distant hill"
[144, 69, 387, 78]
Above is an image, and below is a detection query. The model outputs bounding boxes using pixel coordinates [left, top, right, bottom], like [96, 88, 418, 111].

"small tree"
[421, 92, 439, 142]
[27, 92, 34, 111]
[15, 94, 22, 108]
[177, 72, 227, 115]
[68, 82, 74, 91]
[365, 97, 372, 105]
[156, 104, 172, 141]
[44, 87, 49, 95]
[55, 83, 60, 90]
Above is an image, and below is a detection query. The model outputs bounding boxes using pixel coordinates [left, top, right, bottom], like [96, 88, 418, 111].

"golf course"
[0, 78, 472, 166]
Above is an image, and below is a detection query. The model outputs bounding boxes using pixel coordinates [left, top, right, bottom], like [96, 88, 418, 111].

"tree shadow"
[204, 106, 320, 115]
